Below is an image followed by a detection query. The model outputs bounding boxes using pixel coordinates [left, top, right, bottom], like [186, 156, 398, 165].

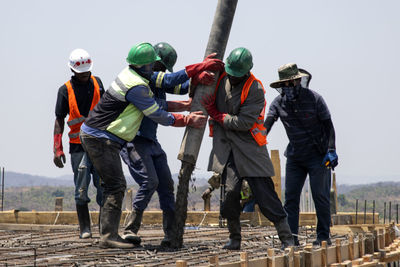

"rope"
[198, 212, 208, 228]
[53, 212, 60, 225]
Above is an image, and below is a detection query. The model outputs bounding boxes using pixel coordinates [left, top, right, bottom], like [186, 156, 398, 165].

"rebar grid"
[0, 225, 318, 266]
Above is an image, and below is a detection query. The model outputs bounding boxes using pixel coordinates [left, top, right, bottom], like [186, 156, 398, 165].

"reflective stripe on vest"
[65, 76, 100, 144]
[105, 67, 153, 141]
[213, 72, 267, 146]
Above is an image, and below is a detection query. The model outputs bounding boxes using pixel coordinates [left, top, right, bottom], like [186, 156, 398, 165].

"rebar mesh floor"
[0, 225, 319, 266]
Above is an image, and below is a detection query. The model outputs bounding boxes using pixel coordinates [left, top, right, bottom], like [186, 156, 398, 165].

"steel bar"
[1, 167, 4, 212]
[373, 200, 375, 224]
[355, 199, 358, 224]
[364, 200, 367, 224]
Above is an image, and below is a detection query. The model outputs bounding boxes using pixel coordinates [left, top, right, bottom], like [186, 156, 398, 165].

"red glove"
[172, 111, 207, 128]
[167, 99, 192, 112]
[53, 133, 66, 168]
[191, 71, 216, 86]
[185, 53, 224, 78]
[201, 94, 226, 124]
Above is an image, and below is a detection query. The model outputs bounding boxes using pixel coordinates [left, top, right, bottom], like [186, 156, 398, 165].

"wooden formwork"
[169, 224, 400, 267]
[0, 210, 379, 227]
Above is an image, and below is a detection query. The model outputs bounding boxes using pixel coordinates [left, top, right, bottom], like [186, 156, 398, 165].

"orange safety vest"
[65, 76, 100, 144]
[210, 72, 267, 146]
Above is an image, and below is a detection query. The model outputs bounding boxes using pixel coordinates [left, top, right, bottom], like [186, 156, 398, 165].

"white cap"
[68, 48, 93, 73]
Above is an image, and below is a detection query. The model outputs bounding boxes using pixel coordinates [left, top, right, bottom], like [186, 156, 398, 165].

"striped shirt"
[267, 88, 331, 158]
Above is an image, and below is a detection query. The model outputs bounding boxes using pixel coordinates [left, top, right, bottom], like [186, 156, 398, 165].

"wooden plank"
[209, 255, 219, 267]
[349, 236, 354, 260]
[0, 223, 76, 231]
[341, 243, 349, 261]
[219, 262, 240, 267]
[267, 248, 275, 267]
[304, 246, 313, 267]
[336, 239, 343, 263]
[176, 260, 187, 267]
[294, 251, 304, 267]
[240, 252, 248, 267]
[248, 257, 267, 267]
[285, 247, 294, 267]
[327, 246, 338, 265]
[271, 149, 282, 200]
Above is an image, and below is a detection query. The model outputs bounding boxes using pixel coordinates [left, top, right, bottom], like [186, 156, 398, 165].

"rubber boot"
[122, 209, 142, 245]
[160, 210, 176, 248]
[76, 204, 92, 239]
[99, 193, 134, 249]
[274, 217, 295, 249]
[223, 218, 241, 250]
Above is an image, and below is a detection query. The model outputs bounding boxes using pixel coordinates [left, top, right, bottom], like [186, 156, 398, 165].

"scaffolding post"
[1, 167, 4, 212]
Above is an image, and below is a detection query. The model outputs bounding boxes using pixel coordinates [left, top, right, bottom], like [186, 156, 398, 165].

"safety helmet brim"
[68, 62, 93, 73]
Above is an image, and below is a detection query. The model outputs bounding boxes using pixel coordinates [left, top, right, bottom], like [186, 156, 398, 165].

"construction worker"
[53, 48, 103, 239]
[80, 42, 222, 249]
[120, 42, 220, 248]
[265, 63, 338, 246]
[202, 47, 294, 250]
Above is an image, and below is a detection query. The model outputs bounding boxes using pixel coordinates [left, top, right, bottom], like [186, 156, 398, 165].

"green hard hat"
[126, 42, 161, 66]
[225, 47, 253, 77]
[153, 42, 177, 72]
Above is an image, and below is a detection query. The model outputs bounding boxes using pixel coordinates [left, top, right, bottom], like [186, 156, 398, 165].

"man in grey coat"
[202, 47, 294, 250]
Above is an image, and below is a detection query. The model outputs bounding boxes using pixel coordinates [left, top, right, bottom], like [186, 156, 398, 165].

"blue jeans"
[242, 199, 256, 213]
[284, 154, 331, 240]
[71, 151, 103, 206]
[120, 136, 175, 212]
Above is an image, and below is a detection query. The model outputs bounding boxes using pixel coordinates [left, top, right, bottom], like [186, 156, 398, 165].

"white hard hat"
[68, 48, 93, 73]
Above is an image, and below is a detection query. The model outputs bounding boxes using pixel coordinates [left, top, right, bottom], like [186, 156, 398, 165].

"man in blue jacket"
[120, 42, 220, 248]
[265, 63, 338, 246]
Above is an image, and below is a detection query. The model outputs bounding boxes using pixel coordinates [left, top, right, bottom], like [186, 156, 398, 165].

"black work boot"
[122, 209, 143, 245]
[274, 217, 295, 250]
[99, 193, 134, 249]
[160, 210, 176, 248]
[76, 204, 92, 239]
[223, 218, 241, 250]
[312, 238, 332, 246]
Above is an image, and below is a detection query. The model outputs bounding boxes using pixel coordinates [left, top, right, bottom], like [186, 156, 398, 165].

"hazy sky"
[0, 0, 399, 185]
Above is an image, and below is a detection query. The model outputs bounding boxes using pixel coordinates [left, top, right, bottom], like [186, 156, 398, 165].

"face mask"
[282, 84, 300, 101]
[136, 64, 154, 79]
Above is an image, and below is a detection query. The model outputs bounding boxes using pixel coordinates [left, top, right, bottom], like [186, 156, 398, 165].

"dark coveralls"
[208, 74, 287, 242]
[120, 70, 189, 213]
[265, 87, 335, 241]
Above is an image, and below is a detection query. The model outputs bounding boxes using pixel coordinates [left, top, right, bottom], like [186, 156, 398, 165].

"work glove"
[201, 187, 213, 201]
[192, 71, 216, 86]
[185, 53, 224, 78]
[189, 71, 216, 98]
[172, 111, 207, 128]
[53, 133, 66, 168]
[167, 99, 192, 112]
[201, 94, 226, 124]
[323, 149, 338, 170]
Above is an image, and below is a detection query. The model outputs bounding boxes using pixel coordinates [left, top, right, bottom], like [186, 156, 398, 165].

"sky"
[0, 0, 399, 185]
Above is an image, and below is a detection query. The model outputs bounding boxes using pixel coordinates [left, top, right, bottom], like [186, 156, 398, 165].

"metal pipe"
[355, 199, 358, 224]
[364, 200, 367, 224]
[1, 167, 4, 212]
[384, 202, 386, 224]
[174, 0, 238, 248]
[372, 200, 375, 224]
[389, 202, 392, 223]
